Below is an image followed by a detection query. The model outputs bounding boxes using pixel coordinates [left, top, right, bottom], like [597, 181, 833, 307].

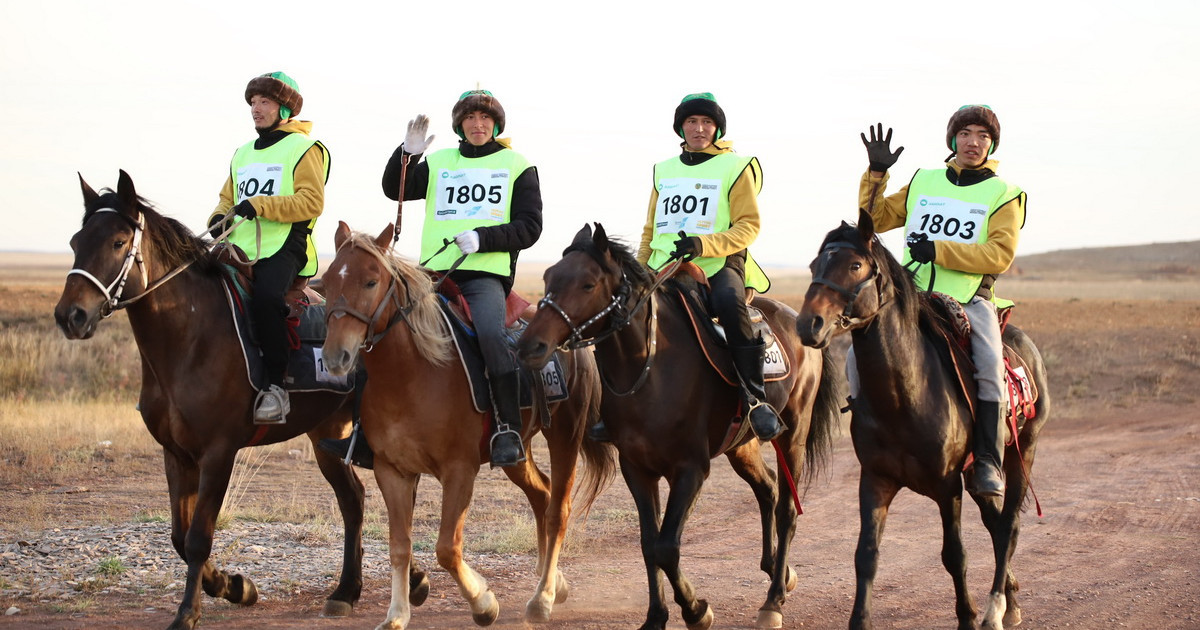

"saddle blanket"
[438, 296, 569, 414]
[221, 275, 355, 395]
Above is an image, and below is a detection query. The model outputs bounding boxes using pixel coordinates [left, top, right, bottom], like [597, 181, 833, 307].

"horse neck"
[124, 253, 223, 357]
[851, 293, 938, 410]
[592, 286, 655, 372]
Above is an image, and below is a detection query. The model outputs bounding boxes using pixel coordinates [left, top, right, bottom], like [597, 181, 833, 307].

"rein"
[66, 207, 240, 316]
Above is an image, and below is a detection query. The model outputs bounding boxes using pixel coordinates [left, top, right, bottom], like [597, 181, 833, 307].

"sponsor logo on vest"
[267, 165, 282, 172]
[700, 184, 718, 190]
[491, 172, 508, 179]
[436, 210, 457, 216]
[970, 207, 986, 215]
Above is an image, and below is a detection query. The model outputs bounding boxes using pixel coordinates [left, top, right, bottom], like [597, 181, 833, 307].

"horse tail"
[802, 345, 846, 486]
[572, 404, 618, 519]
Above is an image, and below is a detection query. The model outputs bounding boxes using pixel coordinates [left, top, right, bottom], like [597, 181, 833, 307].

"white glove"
[403, 114, 435, 154]
[455, 230, 480, 255]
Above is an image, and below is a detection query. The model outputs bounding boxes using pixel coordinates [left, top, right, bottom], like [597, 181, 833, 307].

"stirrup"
[489, 426, 526, 467]
[253, 385, 290, 425]
[746, 400, 785, 442]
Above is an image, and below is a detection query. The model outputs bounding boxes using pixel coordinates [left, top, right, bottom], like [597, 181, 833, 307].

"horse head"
[56, 170, 152, 339]
[321, 221, 451, 376]
[796, 209, 895, 348]
[517, 222, 638, 369]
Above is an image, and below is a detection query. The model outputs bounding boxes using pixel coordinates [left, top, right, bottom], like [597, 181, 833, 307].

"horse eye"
[113, 240, 126, 251]
[365, 279, 378, 289]
[850, 261, 862, 272]
[582, 283, 595, 292]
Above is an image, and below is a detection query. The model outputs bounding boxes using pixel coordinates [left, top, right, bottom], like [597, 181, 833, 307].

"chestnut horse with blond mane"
[319, 221, 614, 629]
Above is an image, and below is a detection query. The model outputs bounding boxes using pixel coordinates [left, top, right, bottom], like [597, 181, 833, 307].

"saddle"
[431, 274, 570, 419]
[212, 243, 354, 395]
[663, 265, 793, 387]
[922, 292, 1040, 439]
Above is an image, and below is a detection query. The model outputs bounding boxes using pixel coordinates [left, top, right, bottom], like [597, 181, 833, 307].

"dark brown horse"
[794, 209, 1051, 630]
[515, 223, 842, 630]
[318, 221, 615, 629]
[53, 171, 384, 630]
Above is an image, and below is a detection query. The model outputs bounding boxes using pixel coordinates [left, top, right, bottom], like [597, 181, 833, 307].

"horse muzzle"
[54, 300, 102, 340]
[795, 312, 831, 349]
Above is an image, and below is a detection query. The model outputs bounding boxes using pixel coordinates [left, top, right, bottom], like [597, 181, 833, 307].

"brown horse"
[52, 171, 401, 630]
[514, 223, 843, 630]
[319, 221, 615, 629]
[794, 210, 1051, 630]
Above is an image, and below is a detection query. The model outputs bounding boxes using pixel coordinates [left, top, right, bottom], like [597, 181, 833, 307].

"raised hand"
[861, 123, 904, 173]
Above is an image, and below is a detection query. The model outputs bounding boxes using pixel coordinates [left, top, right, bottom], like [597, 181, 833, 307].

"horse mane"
[339, 231, 454, 367]
[579, 233, 655, 294]
[87, 189, 217, 274]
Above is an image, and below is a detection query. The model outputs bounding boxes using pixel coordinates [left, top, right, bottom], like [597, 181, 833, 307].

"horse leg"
[937, 483, 977, 630]
[501, 428, 576, 622]
[975, 445, 1033, 630]
[169, 450, 250, 630]
[407, 473, 431, 607]
[310, 432, 367, 617]
[658, 467, 714, 630]
[374, 463, 418, 630]
[725, 442, 794, 629]
[437, 465, 499, 626]
[620, 461, 670, 630]
[850, 473, 899, 630]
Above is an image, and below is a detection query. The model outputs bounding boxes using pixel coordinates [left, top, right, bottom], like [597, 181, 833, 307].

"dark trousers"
[457, 276, 516, 378]
[252, 247, 305, 386]
[709, 265, 754, 347]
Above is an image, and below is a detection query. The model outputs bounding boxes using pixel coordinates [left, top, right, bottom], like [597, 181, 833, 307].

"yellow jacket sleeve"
[249, 143, 328, 223]
[858, 169, 910, 232]
[637, 189, 658, 265]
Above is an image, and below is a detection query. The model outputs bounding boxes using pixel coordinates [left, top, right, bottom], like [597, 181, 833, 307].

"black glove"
[207, 215, 225, 239]
[906, 232, 936, 264]
[671, 234, 700, 260]
[233, 199, 257, 220]
[861, 123, 904, 173]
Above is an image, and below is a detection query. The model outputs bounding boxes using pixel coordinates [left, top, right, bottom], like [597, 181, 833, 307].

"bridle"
[809, 239, 889, 329]
[66, 207, 199, 317]
[535, 255, 687, 397]
[323, 242, 417, 352]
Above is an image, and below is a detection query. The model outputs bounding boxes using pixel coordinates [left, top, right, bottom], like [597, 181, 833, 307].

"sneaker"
[489, 430, 525, 467]
[253, 385, 290, 424]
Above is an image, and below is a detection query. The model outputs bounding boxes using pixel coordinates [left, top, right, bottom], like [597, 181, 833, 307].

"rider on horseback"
[208, 72, 330, 425]
[590, 92, 785, 443]
[856, 105, 1027, 498]
[323, 89, 542, 469]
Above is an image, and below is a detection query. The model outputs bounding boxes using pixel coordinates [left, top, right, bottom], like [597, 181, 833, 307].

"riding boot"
[970, 400, 1006, 498]
[489, 371, 525, 467]
[586, 419, 612, 442]
[318, 424, 374, 469]
[730, 340, 785, 442]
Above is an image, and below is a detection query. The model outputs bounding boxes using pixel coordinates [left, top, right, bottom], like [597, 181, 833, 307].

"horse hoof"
[685, 602, 714, 630]
[525, 597, 552, 624]
[230, 574, 258, 606]
[321, 599, 354, 618]
[784, 564, 798, 592]
[410, 570, 430, 607]
[1004, 605, 1022, 626]
[472, 591, 500, 626]
[555, 572, 570, 603]
[755, 608, 784, 629]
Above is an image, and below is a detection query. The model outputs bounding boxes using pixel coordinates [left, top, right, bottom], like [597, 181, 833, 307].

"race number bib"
[654, 177, 721, 235]
[235, 162, 285, 201]
[909, 195, 987, 244]
[312, 347, 349, 386]
[433, 168, 510, 222]
[763, 343, 787, 378]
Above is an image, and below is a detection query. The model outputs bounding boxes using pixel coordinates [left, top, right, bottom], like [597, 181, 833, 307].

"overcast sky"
[2, 0, 1196, 269]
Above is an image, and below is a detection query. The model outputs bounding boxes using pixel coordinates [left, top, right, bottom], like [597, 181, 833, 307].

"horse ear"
[856, 208, 876, 240]
[374, 223, 394, 250]
[78, 172, 99, 207]
[116, 170, 138, 217]
[592, 222, 609, 253]
[570, 224, 593, 248]
[334, 221, 352, 250]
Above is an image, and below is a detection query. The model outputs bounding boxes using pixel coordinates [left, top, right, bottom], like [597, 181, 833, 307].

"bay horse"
[794, 209, 1051, 630]
[319, 221, 615, 629]
[53, 171, 395, 630]
[514, 223, 843, 630]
